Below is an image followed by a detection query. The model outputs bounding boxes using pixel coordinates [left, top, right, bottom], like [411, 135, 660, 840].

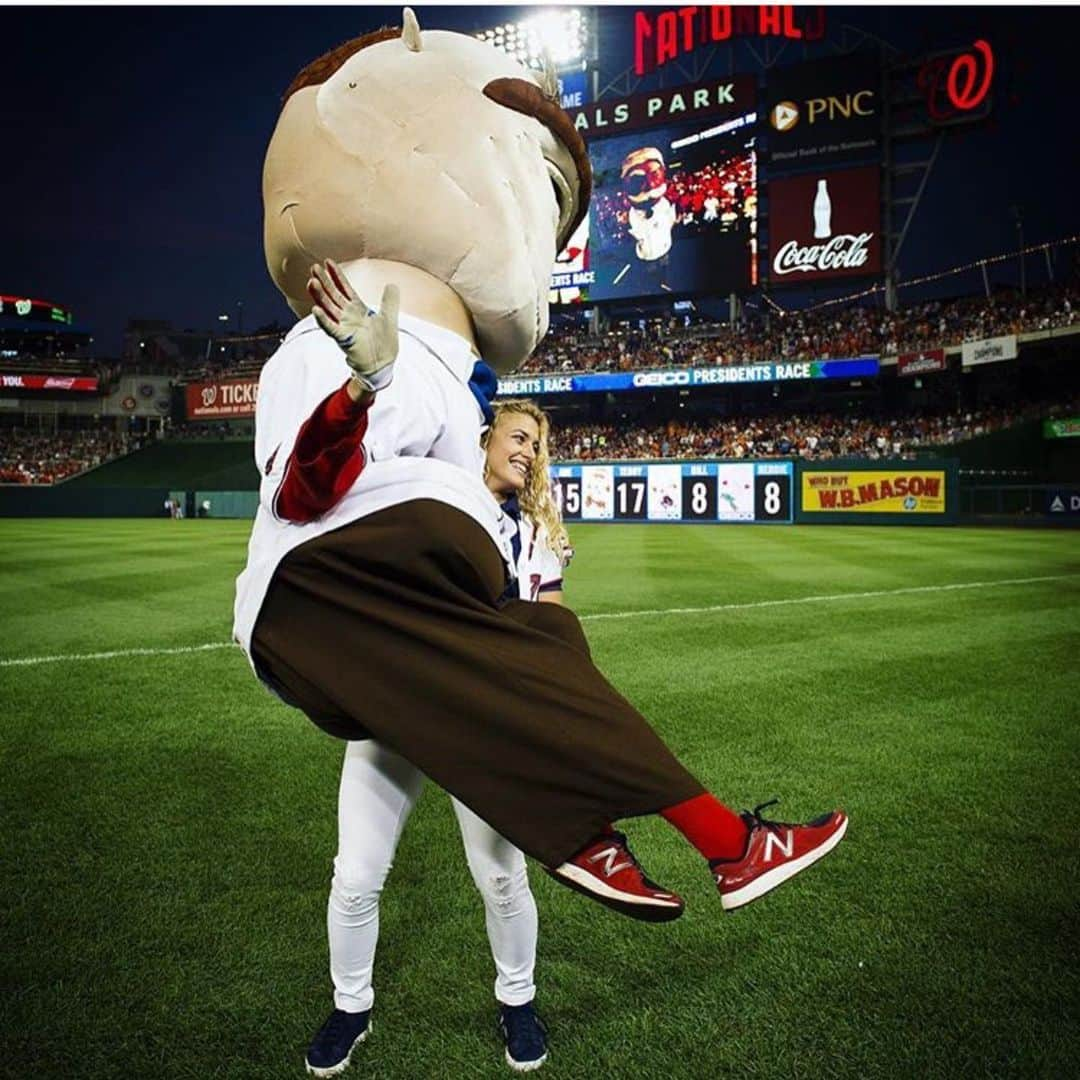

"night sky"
[3, 4, 1075, 355]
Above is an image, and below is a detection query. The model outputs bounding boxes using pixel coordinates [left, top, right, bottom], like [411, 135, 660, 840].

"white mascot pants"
[328, 739, 538, 1012]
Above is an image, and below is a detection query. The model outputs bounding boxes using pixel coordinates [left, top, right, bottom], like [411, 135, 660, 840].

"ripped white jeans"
[328, 739, 538, 1013]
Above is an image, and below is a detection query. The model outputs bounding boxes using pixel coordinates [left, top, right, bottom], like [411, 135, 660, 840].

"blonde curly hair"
[482, 399, 570, 558]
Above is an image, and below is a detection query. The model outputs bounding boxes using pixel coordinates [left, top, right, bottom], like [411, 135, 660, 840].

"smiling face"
[485, 410, 542, 499]
[262, 14, 591, 372]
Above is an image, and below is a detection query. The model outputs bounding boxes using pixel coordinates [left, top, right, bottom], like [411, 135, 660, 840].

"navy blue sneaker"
[498, 1003, 548, 1072]
[305, 1008, 371, 1077]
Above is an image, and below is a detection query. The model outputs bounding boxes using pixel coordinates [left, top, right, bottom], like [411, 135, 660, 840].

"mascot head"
[620, 147, 668, 206]
[263, 7, 591, 373]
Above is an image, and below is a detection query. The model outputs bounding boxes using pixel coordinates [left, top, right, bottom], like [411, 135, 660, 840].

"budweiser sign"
[897, 349, 946, 376]
[773, 233, 873, 276]
[0, 373, 99, 392]
[185, 378, 259, 419]
[768, 166, 881, 283]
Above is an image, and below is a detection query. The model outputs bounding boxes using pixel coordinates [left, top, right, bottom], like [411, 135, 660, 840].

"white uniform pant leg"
[451, 797, 538, 1006]
[329, 740, 424, 1013]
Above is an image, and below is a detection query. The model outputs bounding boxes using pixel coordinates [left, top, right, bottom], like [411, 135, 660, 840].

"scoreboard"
[551, 461, 793, 524]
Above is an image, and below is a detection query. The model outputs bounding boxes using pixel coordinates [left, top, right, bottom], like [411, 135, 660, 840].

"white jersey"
[509, 509, 564, 602]
[628, 197, 676, 261]
[233, 312, 515, 664]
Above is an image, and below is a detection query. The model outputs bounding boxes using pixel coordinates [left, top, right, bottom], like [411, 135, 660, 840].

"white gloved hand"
[307, 259, 400, 393]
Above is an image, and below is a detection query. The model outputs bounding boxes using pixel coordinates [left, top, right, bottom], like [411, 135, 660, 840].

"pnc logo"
[770, 100, 799, 131]
[772, 90, 875, 133]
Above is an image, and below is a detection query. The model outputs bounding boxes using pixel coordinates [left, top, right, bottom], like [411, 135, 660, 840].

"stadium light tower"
[475, 7, 588, 70]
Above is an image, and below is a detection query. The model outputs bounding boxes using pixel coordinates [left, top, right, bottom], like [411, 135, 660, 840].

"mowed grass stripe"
[0, 572, 1074, 667]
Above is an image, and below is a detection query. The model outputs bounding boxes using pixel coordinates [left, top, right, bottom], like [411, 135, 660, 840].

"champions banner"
[185, 378, 259, 419]
[896, 348, 946, 376]
[801, 469, 947, 513]
[961, 334, 1017, 367]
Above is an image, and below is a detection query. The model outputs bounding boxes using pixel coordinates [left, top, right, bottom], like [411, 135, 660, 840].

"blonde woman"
[482, 399, 572, 605]
[306, 401, 568, 1078]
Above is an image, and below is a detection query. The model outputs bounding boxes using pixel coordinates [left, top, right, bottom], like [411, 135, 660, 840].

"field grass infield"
[2, 519, 1078, 1079]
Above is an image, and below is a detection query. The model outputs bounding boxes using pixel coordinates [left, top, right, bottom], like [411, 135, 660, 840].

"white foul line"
[577, 573, 1077, 622]
[0, 574, 1074, 669]
[0, 641, 235, 669]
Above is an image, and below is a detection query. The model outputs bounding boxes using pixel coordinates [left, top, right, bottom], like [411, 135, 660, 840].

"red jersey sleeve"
[274, 381, 372, 524]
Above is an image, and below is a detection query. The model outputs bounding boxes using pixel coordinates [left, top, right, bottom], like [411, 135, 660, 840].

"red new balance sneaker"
[712, 800, 848, 911]
[545, 831, 684, 922]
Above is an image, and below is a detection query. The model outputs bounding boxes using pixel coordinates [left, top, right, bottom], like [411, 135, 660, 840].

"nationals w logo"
[762, 829, 795, 862]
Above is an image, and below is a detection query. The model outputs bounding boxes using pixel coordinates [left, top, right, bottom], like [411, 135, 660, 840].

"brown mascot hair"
[282, 27, 400, 103]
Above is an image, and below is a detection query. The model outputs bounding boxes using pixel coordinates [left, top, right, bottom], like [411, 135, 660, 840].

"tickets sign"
[185, 378, 259, 419]
[801, 469, 947, 513]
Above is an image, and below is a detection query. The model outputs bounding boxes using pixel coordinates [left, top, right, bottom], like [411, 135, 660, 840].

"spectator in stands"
[0, 427, 131, 485]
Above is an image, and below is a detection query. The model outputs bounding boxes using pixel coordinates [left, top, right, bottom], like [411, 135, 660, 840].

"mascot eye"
[546, 160, 574, 243]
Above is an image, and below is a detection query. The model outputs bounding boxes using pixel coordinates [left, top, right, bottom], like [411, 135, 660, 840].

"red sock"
[661, 793, 749, 862]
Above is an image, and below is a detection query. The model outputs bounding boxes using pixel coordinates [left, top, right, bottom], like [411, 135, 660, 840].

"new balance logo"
[588, 846, 633, 878]
[762, 829, 794, 862]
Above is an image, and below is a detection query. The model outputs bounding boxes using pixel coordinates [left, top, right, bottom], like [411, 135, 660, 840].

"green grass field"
[2, 520, 1078, 1079]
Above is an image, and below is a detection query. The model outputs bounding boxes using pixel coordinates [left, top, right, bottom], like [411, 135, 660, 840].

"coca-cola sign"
[768, 166, 881, 284]
[773, 233, 874, 276]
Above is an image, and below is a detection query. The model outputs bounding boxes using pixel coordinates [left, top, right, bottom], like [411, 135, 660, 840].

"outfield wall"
[0, 460, 960, 523]
[0, 486, 171, 518]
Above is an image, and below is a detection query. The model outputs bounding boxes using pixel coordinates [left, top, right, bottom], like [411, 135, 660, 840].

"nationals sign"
[768, 166, 881, 283]
[185, 378, 259, 419]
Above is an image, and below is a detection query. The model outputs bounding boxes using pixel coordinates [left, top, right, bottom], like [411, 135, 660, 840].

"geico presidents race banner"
[896, 348, 946, 377]
[802, 469, 947, 513]
[498, 357, 878, 396]
[765, 53, 881, 168]
[960, 335, 1017, 367]
[768, 166, 881, 282]
[185, 378, 259, 419]
[0, 373, 99, 392]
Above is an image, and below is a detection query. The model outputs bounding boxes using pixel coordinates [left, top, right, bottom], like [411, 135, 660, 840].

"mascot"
[234, 10, 846, 1074]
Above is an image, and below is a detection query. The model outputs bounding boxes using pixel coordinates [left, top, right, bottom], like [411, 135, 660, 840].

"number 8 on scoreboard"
[753, 464, 792, 522]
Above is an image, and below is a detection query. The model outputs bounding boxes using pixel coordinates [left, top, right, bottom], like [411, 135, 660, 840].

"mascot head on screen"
[262, 7, 591, 373]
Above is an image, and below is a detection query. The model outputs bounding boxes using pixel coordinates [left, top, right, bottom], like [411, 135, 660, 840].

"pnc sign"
[769, 90, 875, 132]
[765, 53, 881, 167]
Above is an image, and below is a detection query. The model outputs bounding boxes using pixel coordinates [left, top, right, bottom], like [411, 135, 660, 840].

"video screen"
[550, 116, 757, 305]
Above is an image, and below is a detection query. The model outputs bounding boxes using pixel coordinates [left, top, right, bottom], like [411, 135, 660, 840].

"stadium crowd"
[525, 283, 1079, 375]
[0, 427, 132, 484]
[160, 280, 1078, 387]
[546, 401, 1066, 462]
